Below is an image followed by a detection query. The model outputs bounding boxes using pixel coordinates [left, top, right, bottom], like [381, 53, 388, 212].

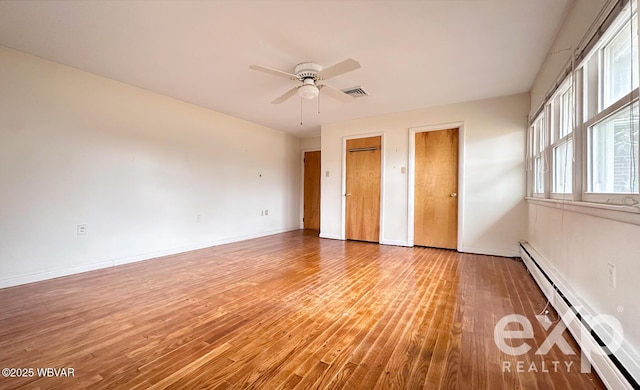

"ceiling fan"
[249, 59, 361, 104]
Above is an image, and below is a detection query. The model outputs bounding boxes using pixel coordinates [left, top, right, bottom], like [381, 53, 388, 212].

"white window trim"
[526, 196, 640, 226]
[584, 90, 638, 129]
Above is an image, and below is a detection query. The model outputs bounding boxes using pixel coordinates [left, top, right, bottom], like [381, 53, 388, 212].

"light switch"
[326, 171, 330, 177]
[401, 166, 407, 174]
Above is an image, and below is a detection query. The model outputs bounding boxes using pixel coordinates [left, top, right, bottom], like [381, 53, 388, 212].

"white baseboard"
[0, 260, 116, 290]
[379, 239, 411, 247]
[315, 238, 516, 255]
[319, 232, 342, 240]
[520, 242, 640, 390]
[316, 236, 410, 247]
[0, 227, 299, 289]
[458, 246, 519, 258]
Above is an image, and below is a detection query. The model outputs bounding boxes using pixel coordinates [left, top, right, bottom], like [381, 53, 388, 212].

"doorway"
[413, 128, 459, 249]
[345, 136, 381, 242]
[303, 151, 321, 230]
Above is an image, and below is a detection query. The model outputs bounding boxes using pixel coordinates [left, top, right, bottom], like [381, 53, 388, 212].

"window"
[528, 0, 640, 208]
[559, 86, 574, 138]
[587, 102, 639, 194]
[532, 113, 546, 196]
[554, 139, 573, 194]
[602, 14, 638, 109]
[551, 84, 574, 195]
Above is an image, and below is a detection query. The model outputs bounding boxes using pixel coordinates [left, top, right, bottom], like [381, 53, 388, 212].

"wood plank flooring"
[0, 230, 604, 389]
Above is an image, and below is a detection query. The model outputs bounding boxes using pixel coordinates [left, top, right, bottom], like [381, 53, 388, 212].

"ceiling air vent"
[341, 86, 369, 98]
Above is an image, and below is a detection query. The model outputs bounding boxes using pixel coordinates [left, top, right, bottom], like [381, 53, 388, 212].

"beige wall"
[529, 0, 607, 115]
[0, 46, 301, 288]
[321, 93, 530, 256]
[300, 136, 321, 151]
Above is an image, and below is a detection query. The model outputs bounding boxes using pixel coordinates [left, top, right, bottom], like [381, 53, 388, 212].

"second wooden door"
[303, 151, 321, 230]
[345, 136, 381, 242]
[414, 129, 458, 249]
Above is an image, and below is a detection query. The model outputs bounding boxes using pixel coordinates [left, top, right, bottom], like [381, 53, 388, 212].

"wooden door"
[303, 151, 321, 230]
[414, 129, 458, 249]
[345, 136, 381, 242]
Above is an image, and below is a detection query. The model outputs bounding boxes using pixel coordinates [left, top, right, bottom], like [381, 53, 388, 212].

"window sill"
[526, 197, 640, 226]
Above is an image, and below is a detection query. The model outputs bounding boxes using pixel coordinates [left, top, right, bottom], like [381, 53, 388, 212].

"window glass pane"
[553, 139, 573, 193]
[602, 15, 639, 108]
[534, 157, 544, 194]
[559, 87, 574, 138]
[588, 103, 639, 193]
[535, 115, 545, 153]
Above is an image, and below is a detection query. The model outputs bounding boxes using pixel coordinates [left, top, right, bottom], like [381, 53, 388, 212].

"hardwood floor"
[0, 230, 604, 389]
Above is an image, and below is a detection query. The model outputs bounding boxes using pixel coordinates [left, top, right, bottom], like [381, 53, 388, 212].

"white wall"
[0, 46, 301, 288]
[320, 93, 530, 256]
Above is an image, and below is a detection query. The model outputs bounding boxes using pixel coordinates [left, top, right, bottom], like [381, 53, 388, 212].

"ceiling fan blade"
[316, 59, 361, 80]
[250, 65, 298, 80]
[271, 86, 300, 104]
[319, 84, 354, 103]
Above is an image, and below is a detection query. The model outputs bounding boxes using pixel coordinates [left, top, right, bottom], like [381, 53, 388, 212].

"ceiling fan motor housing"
[294, 62, 323, 80]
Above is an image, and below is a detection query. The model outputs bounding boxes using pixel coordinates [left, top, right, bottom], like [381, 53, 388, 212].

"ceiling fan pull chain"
[318, 92, 321, 114]
[300, 98, 303, 126]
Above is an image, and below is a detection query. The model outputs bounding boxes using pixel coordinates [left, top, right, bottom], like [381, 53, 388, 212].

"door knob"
[450, 192, 457, 197]
[345, 193, 352, 197]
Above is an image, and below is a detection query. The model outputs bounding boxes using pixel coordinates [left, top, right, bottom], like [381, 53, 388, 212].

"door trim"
[300, 148, 320, 229]
[341, 133, 385, 241]
[408, 122, 465, 249]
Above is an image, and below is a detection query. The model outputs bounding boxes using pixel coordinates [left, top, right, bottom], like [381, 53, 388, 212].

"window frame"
[531, 111, 548, 198]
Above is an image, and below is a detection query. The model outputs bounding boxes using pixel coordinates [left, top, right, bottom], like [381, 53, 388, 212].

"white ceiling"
[0, 0, 571, 137]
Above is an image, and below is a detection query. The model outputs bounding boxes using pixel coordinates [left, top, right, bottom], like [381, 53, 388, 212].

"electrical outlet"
[536, 314, 552, 327]
[77, 224, 87, 235]
[261, 210, 264, 216]
[608, 263, 616, 288]
[264, 209, 268, 216]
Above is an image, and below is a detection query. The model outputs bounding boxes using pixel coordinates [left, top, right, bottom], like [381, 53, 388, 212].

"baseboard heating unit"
[519, 241, 640, 390]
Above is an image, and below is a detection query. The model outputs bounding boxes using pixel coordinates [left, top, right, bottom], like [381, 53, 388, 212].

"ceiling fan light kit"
[298, 78, 319, 100]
